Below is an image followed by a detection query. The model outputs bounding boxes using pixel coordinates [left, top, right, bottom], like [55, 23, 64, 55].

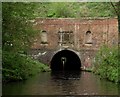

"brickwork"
[32, 18, 118, 50]
[30, 18, 118, 68]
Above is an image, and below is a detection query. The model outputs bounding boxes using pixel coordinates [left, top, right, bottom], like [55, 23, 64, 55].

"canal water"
[2, 71, 119, 95]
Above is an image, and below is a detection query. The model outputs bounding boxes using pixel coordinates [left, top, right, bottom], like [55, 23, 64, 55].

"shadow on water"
[50, 71, 82, 95]
[2, 71, 119, 95]
[51, 71, 81, 80]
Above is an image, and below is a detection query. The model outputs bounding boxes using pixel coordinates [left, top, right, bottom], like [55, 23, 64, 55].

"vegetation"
[93, 45, 119, 83]
[2, 2, 119, 82]
[34, 2, 116, 18]
[2, 51, 50, 82]
[2, 3, 37, 52]
[2, 3, 50, 82]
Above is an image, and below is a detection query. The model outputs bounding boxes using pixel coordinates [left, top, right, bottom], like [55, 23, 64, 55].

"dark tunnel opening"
[50, 50, 81, 71]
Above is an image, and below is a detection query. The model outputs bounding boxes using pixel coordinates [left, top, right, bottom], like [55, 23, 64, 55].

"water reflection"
[2, 71, 119, 95]
[50, 71, 81, 95]
[51, 71, 81, 80]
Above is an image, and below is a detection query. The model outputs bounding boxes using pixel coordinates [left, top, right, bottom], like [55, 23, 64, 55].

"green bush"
[2, 51, 50, 82]
[93, 45, 119, 83]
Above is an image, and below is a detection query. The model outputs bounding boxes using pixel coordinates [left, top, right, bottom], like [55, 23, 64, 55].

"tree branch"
[110, 2, 119, 16]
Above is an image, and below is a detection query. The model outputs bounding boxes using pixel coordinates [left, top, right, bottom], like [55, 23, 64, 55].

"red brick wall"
[31, 18, 118, 50]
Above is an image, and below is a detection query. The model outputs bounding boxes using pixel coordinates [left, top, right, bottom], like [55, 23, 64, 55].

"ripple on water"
[2, 71, 119, 95]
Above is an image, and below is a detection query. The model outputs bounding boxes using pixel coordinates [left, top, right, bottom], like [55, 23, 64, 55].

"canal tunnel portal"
[50, 50, 81, 71]
[30, 18, 118, 70]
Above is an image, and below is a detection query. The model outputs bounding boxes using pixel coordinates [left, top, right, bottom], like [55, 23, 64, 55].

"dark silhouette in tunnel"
[50, 50, 81, 71]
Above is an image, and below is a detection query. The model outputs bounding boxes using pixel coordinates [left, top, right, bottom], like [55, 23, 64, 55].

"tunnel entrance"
[50, 50, 81, 71]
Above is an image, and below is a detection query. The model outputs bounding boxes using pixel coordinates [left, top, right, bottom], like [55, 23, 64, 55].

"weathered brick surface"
[32, 18, 118, 50]
[31, 18, 118, 68]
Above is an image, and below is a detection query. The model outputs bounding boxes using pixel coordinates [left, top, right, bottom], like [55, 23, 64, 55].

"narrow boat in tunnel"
[50, 50, 81, 71]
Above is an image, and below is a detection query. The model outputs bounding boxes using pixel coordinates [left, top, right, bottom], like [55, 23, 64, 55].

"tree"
[117, 2, 120, 48]
[2, 3, 50, 82]
[110, 1, 120, 61]
[109, 1, 120, 83]
[117, 1, 120, 33]
[2, 3, 38, 53]
[110, 1, 120, 32]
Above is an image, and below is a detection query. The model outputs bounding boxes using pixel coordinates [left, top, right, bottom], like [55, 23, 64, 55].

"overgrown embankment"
[93, 45, 119, 83]
[2, 51, 50, 82]
[2, 3, 51, 83]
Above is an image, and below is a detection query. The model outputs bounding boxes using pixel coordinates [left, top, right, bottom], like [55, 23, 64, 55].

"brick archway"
[50, 49, 81, 71]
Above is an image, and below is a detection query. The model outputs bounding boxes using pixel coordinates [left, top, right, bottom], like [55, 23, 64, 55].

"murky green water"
[2, 71, 119, 95]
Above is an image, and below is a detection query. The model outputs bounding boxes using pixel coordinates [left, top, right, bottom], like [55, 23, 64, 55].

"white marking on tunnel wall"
[32, 51, 47, 59]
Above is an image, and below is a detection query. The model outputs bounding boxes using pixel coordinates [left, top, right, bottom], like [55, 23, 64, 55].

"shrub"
[2, 51, 50, 82]
[93, 45, 119, 83]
